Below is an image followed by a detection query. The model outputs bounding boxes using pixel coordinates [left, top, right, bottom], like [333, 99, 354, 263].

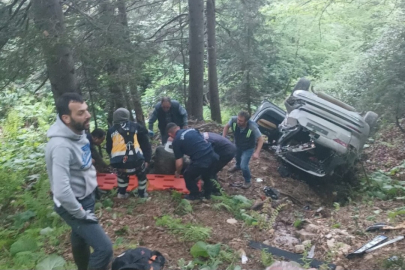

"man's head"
[237, 111, 250, 128]
[113, 108, 130, 124]
[166, 122, 180, 138]
[160, 97, 172, 112]
[56, 93, 91, 134]
[91, 128, 106, 146]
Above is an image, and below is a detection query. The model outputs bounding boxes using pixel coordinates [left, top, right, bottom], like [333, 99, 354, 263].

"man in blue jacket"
[45, 93, 112, 270]
[167, 123, 218, 200]
[148, 97, 188, 144]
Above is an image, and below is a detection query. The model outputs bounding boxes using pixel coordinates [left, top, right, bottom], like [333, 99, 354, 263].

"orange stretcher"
[97, 173, 201, 193]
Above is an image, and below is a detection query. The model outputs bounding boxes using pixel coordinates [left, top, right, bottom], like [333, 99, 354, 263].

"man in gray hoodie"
[45, 93, 113, 270]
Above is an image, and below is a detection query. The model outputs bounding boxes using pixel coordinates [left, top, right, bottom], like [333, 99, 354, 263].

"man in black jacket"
[148, 97, 188, 144]
[106, 108, 152, 199]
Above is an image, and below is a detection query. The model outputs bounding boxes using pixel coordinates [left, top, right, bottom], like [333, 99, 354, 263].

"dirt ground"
[58, 122, 405, 270]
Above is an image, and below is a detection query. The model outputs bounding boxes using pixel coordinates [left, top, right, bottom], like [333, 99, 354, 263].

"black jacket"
[148, 100, 188, 131]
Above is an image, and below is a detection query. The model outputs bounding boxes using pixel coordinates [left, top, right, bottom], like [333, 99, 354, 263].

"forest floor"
[55, 122, 405, 270]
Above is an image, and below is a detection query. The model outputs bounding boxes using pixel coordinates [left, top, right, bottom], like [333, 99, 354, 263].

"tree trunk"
[245, 25, 252, 115]
[206, 0, 221, 123]
[32, 0, 79, 103]
[179, 0, 188, 106]
[187, 0, 204, 121]
[117, 0, 145, 124]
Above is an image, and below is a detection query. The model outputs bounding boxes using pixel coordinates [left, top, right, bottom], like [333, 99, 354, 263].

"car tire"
[292, 77, 311, 92]
[364, 111, 378, 130]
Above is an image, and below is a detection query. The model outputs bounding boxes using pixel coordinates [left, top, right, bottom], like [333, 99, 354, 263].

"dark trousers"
[159, 128, 169, 145]
[116, 161, 147, 196]
[212, 153, 235, 179]
[183, 163, 214, 196]
[55, 192, 113, 270]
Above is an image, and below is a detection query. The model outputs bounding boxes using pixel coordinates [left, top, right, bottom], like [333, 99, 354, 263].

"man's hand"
[175, 171, 180, 178]
[92, 158, 95, 164]
[252, 152, 260, 160]
[167, 137, 174, 142]
[76, 209, 98, 223]
[144, 162, 149, 169]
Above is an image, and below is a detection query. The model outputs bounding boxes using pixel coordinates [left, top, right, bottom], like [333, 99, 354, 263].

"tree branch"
[33, 76, 49, 93]
[146, 13, 188, 40]
[64, 2, 101, 30]
[0, 0, 28, 31]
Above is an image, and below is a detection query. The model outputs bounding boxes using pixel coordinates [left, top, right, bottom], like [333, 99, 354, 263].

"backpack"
[112, 247, 166, 270]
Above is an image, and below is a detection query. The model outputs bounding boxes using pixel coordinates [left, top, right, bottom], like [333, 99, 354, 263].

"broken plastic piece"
[365, 223, 388, 232]
[346, 235, 388, 259]
[238, 249, 248, 264]
[249, 241, 336, 270]
[256, 178, 264, 182]
[307, 245, 315, 259]
[365, 236, 404, 253]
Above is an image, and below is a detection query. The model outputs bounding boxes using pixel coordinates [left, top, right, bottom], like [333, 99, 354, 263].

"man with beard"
[45, 93, 113, 270]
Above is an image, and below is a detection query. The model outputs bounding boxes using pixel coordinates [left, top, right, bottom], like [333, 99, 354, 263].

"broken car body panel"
[253, 87, 377, 177]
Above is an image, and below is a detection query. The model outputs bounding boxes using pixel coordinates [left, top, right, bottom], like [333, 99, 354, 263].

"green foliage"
[360, 170, 405, 200]
[387, 207, 405, 221]
[35, 254, 66, 270]
[10, 237, 39, 256]
[381, 255, 405, 270]
[190, 242, 221, 259]
[261, 249, 274, 267]
[190, 242, 237, 270]
[175, 199, 193, 215]
[293, 219, 303, 228]
[212, 194, 253, 220]
[155, 215, 211, 242]
[0, 168, 26, 207]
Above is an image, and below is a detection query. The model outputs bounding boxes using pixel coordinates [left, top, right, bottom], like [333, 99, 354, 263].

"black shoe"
[204, 192, 211, 200]
[212, 190, 222, 196]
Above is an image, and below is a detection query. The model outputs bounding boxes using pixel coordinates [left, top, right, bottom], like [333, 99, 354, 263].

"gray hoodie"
[45, 116, 97, 218]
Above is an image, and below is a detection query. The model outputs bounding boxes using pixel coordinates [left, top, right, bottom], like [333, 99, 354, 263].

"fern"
[268, 203, 288, 229]
[156, 215, 211, 241]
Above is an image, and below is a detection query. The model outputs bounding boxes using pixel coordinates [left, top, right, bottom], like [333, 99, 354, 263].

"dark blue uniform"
[204, 132, 236, 179]
[172, 129, 218, 198]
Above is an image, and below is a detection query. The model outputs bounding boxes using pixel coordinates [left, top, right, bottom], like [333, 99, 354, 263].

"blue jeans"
[55, 191, 113, 270]
[235, 148, 254, 183]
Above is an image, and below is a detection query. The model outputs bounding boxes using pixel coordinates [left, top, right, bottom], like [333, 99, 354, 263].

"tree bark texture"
[32, 0, 78, 103]
[206, 0, 221, 123]
[187, 0, 204, 121]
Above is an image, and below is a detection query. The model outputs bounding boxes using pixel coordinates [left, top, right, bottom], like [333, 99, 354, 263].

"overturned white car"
[253, 79, 378, 177]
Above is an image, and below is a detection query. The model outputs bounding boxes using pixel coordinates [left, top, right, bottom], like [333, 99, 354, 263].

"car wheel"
[292, 77, 311, 92]
[364, 111, 378, 130]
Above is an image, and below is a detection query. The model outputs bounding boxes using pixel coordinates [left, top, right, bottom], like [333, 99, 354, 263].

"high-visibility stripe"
[232, 122, 236, 131]
[246, 129, 252, 138]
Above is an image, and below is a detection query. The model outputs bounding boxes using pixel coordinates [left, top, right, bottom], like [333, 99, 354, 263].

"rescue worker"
[106, 108, 152, 199]
[166, 123, 218, 200]
[223, 111, 264, 189]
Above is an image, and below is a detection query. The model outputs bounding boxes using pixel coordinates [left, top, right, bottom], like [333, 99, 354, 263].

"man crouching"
[166, 123, 218, 200]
